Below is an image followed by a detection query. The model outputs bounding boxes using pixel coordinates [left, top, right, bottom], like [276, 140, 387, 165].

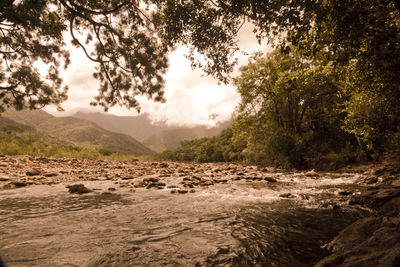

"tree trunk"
[354, 134, 373, 160]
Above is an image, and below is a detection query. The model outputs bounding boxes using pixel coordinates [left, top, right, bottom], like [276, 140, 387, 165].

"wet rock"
[2, 181, 28, 189]
[44, 172, 58, 177]
[26, 170, 41, 176]
[178, 189, 188, 194]
[159, 163, 169, 168]
[264, 177, 277, 183]
[121, 176, 135, 180]
[66, 184, 92, 194]
[200, 179, 214, 186]
[315, 216, 400, 267]
[143, 177, 159, 183]
[338, 191, 353, 196]
[146, 182, 164, 189]
[381, 196, 400, 216]
[133, 181, 145, 188]
[391, 180, 400, 187]
[182, 182, 194, 188]
[349, 187, 400, 208]
[279, 193, 296, 198]
[305, 169, 319, 177]
[363, 176, 379, 184]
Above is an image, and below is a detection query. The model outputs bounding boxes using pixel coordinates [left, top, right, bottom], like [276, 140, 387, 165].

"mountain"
[142, 120, 232, 153]
[72, 111, 232, 153]
[1, 109, 153, 155]
[73, 112, 176, 141]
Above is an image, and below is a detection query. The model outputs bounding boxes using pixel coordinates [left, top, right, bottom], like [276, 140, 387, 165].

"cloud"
[45, 24, 271, 126]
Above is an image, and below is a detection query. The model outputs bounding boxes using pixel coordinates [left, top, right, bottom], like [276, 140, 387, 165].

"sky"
[44, 23, 270, 127]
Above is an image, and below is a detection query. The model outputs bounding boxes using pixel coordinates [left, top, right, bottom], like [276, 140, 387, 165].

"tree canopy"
[0, 0, 170, 112]
[1, 1, 399, 110]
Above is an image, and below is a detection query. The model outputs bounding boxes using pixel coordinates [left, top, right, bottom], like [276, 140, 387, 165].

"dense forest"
[159, 1, 400, 169]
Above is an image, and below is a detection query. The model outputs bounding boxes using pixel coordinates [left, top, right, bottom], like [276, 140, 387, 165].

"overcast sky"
[44, 23, 270, 127]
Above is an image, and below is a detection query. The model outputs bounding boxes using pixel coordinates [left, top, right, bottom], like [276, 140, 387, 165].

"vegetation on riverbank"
[0, 125, 138, 160]
[159, 45, 400, 169]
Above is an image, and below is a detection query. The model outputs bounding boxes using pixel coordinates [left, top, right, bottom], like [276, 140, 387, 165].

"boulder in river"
[66, 184, 92, 194]
[2, 181, 28, 189]
[178, 189, 188, 194]
[264, 177, 277, 183]
[279, 193, 296, 198]
[315, 215, 400, 267]
[305, 169, 318, 176]
[26, 170, 41, 176]
[349, 186, 400, 208]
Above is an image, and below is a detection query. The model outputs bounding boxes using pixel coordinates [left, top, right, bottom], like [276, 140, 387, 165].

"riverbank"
[316, 156, 400, 266]
[0, 154, 398, 266]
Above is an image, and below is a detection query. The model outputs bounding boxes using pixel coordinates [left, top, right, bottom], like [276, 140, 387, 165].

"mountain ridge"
[1, 109, 153, 155]
[72, 111, 232, 153]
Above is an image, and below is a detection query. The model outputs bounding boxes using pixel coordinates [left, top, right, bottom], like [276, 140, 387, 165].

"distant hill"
[73, 111, 232, 153]
[73, 112, 176, 141]
[142, 120, 232, 153]
[1, 110, 153, 155]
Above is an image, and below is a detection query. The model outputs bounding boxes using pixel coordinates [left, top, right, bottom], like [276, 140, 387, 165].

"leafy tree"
[159, 127, 245, 163]
[233, 49, 354, 168]
[159, 0, 400, 153]
[0, 0, 168, 112]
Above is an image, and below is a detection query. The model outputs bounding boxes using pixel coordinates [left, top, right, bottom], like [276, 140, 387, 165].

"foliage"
[2, 109, 154, 155]
[231, 49, 357, 168]
[160, 49, 362, 169]
[0, 125, 137, 160]
[0, 0, 168, 112]
[158, 0, 400, 156]
[158, 127, 245, 163]
[142, 120, 231, 153]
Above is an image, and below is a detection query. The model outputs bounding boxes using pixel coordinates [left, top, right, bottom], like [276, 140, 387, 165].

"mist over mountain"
[72, 111, 232, 153]
[142, 120, 232, 153]
[73, 112, 177, 141]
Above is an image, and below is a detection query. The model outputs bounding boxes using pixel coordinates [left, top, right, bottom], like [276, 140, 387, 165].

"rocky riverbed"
[0, 155, 399, 266]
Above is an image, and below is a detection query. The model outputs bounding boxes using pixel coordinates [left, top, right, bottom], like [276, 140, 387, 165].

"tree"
[233, 49, 352, 168]
[0, 0, 169, 112]
[0, 0, 254, 112]
[159, 0, 400, 153]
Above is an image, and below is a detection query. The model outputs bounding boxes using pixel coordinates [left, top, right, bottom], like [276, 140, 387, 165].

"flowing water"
[0, 170, 369, 266]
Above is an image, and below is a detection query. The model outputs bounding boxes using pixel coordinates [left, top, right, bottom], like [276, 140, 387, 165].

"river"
[0, 157, 370, 266]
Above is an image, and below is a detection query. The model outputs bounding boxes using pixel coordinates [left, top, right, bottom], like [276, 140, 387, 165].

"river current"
[0, 168, 368, 266]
